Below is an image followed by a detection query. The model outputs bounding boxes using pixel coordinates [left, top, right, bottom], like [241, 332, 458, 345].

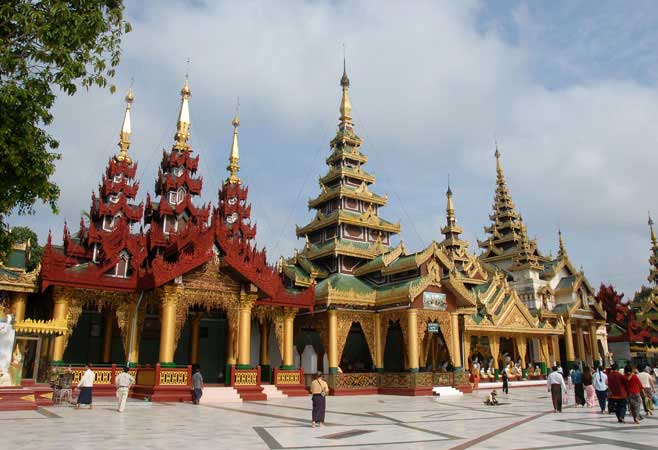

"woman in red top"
[607, 364, 628, 423]
[626, 365, 644, 424]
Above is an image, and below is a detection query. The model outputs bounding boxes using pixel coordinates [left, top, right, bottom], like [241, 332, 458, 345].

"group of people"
[548, 362, 657, 424]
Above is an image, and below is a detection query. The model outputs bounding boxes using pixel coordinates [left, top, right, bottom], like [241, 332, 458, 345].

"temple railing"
[272, 367, 304, 385]
[230, 365, 261, 387]
[54, 364, 190, 390]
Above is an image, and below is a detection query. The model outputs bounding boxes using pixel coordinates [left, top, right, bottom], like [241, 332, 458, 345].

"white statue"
[0, 313, 16, 385]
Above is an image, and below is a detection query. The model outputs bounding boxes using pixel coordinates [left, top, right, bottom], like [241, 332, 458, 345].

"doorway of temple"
[340, 323, 373, 372]
[383, 321, 404, 372]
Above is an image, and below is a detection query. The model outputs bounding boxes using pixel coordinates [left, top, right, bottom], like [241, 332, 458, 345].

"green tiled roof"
[316, 273, 374, 297]
[552, 303, 571, 313]
[6, 249, 26, 270]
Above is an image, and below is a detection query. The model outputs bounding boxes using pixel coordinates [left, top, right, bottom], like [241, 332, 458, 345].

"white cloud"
[9, 0, 657, 297]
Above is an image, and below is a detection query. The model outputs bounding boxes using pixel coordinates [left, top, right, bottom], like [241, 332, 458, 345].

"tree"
[0, 1, 131, 259]
[10, 226, 42, 271]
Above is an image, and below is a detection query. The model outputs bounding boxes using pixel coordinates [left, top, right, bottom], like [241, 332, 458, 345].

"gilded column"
[127, 312, 141, 365]
[589, 322, 600, 367]
[450, 313, 461, 367]
[237, 295, 255, 369]
[10, 292, 27, 323]
[259, 320, 271, 380]
[282, 307, 296, 369]
[189, 314, 202, 365]
[158, 291, 178, 364]
[51, 289, 70, 362]
[564, 319, 576, 365]
[101, 309, 114, 363]
[328, 308, 338, 373]
[407, 308, 419, 373]
[374, 313, 384, 372]
[575, 324, 586, 365]
[489, 335, 500, 380]
[551, 335, 560, 366]
[516, 335, 527, 378]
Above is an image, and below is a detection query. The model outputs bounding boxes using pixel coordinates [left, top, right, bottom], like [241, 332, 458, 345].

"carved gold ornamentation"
[275, 371, 301, 385]
[234, 371, 257, 386]
[159, 370, 188, 386]
[335, 372, 379, 389]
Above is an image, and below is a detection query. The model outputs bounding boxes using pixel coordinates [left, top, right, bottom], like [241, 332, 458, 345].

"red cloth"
[607, 371, 628, 399]
[627, 374, 643, 395]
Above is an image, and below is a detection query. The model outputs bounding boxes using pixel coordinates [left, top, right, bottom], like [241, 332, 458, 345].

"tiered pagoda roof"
[478, 148, 543, 265]
[295, 63, 400, 276]
[41, 89, 146, 291]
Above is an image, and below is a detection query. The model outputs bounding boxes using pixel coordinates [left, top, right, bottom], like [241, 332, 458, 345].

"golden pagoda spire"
[649, 212, 657, 249]
[116, 88, 134, 164]
[173, 78, 192, 151]
[495, 144, 505, 185]
[338, 58, 353, 130]
[226, 103, 241, 184]
[446, 184, 455, 227]
[558, 228, 567, 258]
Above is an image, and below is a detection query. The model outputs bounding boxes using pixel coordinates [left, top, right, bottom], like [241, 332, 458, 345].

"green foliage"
[10, 225, 42, 271]
[0, 0, 130, 259]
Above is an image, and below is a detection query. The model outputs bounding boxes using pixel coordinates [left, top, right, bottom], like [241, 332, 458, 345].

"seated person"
[484, 389, 499, 406]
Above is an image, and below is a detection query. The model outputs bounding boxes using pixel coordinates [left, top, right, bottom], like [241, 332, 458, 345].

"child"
[485, 389, 499, 406]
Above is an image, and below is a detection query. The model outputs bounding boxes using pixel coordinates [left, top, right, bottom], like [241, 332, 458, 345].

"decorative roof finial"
[495, 143, 504, 183]
[116, 87, 134, 164]
[338, 51, 353, 130]
[649, 212, 657, 248]
[446, 181, 455, 226]
[227, 98, 241, 184]
[174, 76, 192, 151]
[558, 228, 567, 258]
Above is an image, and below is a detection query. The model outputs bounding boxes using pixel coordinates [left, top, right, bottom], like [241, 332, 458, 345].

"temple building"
[476, 149, 607, 369]
[606, 216, 658, 366]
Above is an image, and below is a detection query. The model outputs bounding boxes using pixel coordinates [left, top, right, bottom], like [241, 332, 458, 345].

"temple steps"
[432, 386, 463, 397]
[201, 387, 243, 404]
[261, 384, 288, 399]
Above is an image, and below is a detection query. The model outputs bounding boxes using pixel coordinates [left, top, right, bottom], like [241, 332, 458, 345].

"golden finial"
[226, 99, 241, 184]
[495, 143, 504, 183]
[173, 77, 192, 151]
[649, 212, 657, 248]
[558, 228, 567, 258]
[338, 56, 353, 130]
[446, 182, 455, 226]
[116, 87, 134, 164]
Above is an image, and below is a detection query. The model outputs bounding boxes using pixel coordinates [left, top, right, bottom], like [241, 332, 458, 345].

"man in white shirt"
[76, 363, 95, 410]
[115, 366, 135, 413]
[547, 366, 567, 413]
[638, 366, 655, 416]
[593, 368, 608, 414]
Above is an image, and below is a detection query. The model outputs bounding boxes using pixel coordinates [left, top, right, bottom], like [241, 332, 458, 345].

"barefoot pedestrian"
[310, 372, 328, 427]
[593, 367, 608, 414]
[115, 366, 134, 413]
[608, 364, 628, 423]
[192, 365, 204, 405]
[76, 363, 95, 410]
[626, 365, 644, 424]
[547, 366, 567, 413]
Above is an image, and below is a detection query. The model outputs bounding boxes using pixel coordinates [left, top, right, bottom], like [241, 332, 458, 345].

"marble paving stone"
[0, 388, 657, 450]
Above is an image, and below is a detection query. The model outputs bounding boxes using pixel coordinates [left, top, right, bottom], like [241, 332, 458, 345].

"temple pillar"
[281, 307, 296, 369]
[539, 336, 550, 375]
[374, 313, 384, 372]
[10, 292, 27, 323]
[589, 322, 600, 367]
[158, 293, 178, 364]
[127, 312, 140, 364]
[259, 320, 271, 380]
[450, 313, 461, 367]
[51, 289, 70, 362]
[516, 335, 527, 378]
[551, 335, 560, 366]
[328, 309, 338, 373]
[407, 308, 419, 373]
[101, 309, 114, 363]
[236, 295, 255, 368]
[189, 314, 202, 365]
[489, 335, 500, 380]
[564, 319, 576, 365]
[576, 324, 586, 366]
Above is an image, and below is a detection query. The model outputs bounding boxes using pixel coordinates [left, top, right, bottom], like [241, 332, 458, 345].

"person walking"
[501, 369, 509, 395]
[547, 366, 567, 413]
[583, 366, 595, 408]
[310, 372, 329, 427]
[76, 363, 95, 410]
[572, 365, 585, 407]
[626, 365, 644, 424]
[593, 366, 609, 414]
[607, 364, 628, 423]
[115, 366, 134, 413]
[638, 366, 655, 416]
[192, 365, 203, 405]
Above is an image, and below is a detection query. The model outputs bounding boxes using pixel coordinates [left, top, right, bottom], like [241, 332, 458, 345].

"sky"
[9, 0, 658, 298]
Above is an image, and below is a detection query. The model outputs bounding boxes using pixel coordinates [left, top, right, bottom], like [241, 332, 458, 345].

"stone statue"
[0, 310, 16, 385]
[9, 343, 23, 386]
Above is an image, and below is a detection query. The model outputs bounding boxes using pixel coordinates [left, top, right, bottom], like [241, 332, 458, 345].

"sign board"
[423, 292, 447, 311]
[427, 323, 439, 333]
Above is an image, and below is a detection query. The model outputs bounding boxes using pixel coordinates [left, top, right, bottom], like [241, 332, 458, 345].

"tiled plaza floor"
[0, 387, 657, 449]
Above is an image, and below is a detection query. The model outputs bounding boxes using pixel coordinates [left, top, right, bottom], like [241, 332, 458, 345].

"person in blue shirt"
[572, 365, 585, 407]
